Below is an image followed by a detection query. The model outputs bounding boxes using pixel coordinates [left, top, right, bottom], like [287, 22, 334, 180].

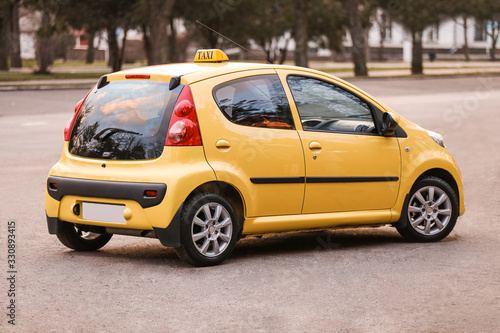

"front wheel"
[396, 176, 459, 242]
[175, 193, 239, 266]
[56, 222, 112, 251]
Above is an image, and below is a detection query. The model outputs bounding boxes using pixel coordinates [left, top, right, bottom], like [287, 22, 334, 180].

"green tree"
[142, 0, 176, 65]
[294, 0, 308, 67]
[341, 0, 378, 76]
[309, 0, 345, 55]
[473, 0, 500, 61]
[446, 0, 478, 62]
[57, 0, 140, 71]
[387, 0, 444, 74]
[10, 0, 21, 67]
[56, 1, 106, 64]
[175, 0, 254, 54]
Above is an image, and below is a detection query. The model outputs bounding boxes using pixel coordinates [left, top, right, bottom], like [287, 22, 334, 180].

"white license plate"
[82, 202, 126, 224]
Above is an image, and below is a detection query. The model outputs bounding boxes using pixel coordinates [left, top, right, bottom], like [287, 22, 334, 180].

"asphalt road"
[1, 76, 499, 332]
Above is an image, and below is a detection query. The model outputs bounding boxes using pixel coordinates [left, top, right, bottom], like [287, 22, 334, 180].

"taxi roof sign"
[194, 49, 229, 63]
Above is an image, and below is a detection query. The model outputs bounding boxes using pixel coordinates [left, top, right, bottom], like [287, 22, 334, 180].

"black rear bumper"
[46, 176, 166, 208]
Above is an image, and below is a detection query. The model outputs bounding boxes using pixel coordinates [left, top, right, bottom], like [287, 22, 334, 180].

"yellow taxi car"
[45, 49, 464, 266]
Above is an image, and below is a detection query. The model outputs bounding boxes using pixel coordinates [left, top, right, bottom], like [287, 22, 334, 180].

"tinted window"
[69, 80, 182, 160]
[213, 75, 295, 129]
[287, 75, 377, 134]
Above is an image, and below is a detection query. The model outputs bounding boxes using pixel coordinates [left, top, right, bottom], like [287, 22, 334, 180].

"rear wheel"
[397, 176, 459, 242]
[57, 222, 112, 251]
[175, 193, 239, 266]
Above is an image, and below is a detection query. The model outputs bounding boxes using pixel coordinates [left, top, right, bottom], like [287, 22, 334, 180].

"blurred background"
[1, 0, 500, 77]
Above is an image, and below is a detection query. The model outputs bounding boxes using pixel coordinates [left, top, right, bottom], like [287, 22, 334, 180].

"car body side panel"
[389, 119, 465, 221]
[242, 209, 391, 235]
[191, 70, 306, 217]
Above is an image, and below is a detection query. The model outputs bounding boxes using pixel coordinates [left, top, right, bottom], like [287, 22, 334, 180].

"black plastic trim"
[250, 177, 306, 184]
[394, 126, 408, 138]
[393, 194, 410, 229]
[306, 176, 399, 183]
[97, 75, 109, 89]
[46, 214, 63, 234]
[169, 76, 182, 90]
[250, 176, 398, 184]
[47, 176, 166, 209]
[370, 103, 408, 138]
[153, 203, 183, 247]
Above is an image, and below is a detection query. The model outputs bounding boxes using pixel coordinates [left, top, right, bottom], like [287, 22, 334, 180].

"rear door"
[192, 70, 305, 217]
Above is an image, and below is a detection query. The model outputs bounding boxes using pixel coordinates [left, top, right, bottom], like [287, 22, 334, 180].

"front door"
[280, 73, 401, 214]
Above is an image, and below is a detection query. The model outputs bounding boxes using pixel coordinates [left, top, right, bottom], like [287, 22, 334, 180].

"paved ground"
[3, 60, 500, 91]
[0, 76, 499, 332]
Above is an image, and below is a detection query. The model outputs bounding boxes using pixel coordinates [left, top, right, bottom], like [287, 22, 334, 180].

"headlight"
[426, 130, 446, 148]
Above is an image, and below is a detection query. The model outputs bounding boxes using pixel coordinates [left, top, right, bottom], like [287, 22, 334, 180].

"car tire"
[175, 193, 239, 266]
[56, 222, 113, 251]
[396, 176, 459, 242]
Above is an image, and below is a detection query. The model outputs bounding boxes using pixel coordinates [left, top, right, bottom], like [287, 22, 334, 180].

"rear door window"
[69, 80, 182, 160]
[213, 75, 295, 129]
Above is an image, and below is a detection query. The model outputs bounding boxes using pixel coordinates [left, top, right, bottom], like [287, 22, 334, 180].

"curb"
[0, 83, 95, 91]
[1, 71, 500, 91]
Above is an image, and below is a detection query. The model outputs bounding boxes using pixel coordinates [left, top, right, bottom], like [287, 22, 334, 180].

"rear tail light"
[64, 85, 96, 141]
[166, 86, 202, 146]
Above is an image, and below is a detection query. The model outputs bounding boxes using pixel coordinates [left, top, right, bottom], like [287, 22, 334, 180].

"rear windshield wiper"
[93, 127, 142, 141]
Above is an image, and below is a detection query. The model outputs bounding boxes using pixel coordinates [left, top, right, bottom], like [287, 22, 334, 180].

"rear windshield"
[69, 80, 182, 160]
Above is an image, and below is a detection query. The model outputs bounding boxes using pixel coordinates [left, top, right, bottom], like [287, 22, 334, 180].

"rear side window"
[213, 75, 295, 129]
[69, 80, 182, 160]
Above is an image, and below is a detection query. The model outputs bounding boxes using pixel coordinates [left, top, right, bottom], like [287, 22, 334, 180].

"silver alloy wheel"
[408, 186, 452, 235]
[191, 202, 233, 258]
[74, 225, 101, 240]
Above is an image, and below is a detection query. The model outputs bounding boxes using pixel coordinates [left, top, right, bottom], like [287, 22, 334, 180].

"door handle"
[309, 141, 322, 153]
[215, 139, 231, 151]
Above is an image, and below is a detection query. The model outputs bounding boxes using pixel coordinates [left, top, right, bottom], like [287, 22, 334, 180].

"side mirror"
[381, 112, 399, 136]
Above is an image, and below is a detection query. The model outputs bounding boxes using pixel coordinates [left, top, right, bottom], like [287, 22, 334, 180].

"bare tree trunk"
[262, 40, 273, 63]
[462, 16, 470, 62]
[36, 11, 54, 74]
[279, 36, 291, 64]
[119, 29, 128, 67]
[489, 28, 499, 61]
[411, 30, 423, 74]
[107, 27, 115, 67]
[147, 0, 176, 65]
[377, 10, 388, 61]
[10, 1, 22, 68]
[141, 24, 152, 65]
[364, 28, 370, 62]
[0, 5, 10, 70]
[168, 16, 177, 63]
[378, 36, 385, 61]
[343, 0, 368, 76]
[107, 27, 123, 72]
[490, 37, 497, 61]
[294, 0, 308, 67]
[86, 30, 96, 64]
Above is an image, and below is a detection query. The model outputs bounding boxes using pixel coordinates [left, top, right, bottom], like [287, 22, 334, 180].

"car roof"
[115, 61, 324, 85]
